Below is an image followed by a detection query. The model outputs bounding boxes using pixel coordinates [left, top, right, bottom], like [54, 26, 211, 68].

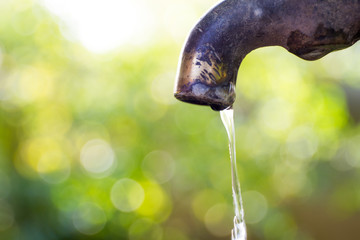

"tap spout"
[174, 0, 360, 111]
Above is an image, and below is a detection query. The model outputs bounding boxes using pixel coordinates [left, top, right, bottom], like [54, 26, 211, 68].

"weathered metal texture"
[174, 0, 360, 111]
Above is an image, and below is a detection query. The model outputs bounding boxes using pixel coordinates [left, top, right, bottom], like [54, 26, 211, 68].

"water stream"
[220, 107, 247, 240]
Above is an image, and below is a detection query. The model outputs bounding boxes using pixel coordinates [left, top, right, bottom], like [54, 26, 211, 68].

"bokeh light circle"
[136, 181, 172, 222]
[286, 126, 318, 160]
[259, 98, 294, 131]
[12, 8, 39, 36]
[80, 139, 115, 177]
[151, 72, 177, 106]
[242, 190, 268, 224]
[72, 202, 107, 235]
[191, 189, 225, 221]
[110, 178, 145, 212]
[37, 150, 71, 184]
[204, 203, 232, 237]
[142, 150, 175, 184]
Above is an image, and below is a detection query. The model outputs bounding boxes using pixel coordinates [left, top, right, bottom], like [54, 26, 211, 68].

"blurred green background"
[1, 0, 360, 239]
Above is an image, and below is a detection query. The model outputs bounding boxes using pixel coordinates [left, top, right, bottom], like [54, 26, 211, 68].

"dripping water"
[220, 107, 247, 240]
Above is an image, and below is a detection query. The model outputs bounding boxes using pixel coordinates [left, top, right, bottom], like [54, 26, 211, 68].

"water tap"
[174, 0, 360, 111]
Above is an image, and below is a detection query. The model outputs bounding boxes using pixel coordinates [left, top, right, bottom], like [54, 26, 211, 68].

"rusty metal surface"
[174, 0, 360, 111]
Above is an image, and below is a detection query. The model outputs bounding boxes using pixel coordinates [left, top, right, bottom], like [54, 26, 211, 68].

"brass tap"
[174, 0, 360, 110]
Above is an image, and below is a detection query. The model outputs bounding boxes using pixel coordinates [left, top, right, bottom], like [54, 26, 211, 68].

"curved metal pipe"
[174, 0, 360, 110]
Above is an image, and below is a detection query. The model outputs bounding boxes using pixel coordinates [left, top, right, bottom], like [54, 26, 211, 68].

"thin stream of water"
[220, 107, 247, 240]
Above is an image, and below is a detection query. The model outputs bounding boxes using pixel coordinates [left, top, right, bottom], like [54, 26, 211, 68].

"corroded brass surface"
[174, 0, 360, 111]
[175, 46, 234, 110]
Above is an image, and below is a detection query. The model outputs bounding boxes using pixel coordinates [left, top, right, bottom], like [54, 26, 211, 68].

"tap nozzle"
[174, 0, 360, 111]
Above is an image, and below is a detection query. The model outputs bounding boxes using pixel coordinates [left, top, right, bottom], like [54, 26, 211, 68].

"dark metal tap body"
[174, 0, 360, 110]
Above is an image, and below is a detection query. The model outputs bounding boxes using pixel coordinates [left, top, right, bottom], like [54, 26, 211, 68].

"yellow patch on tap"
[191, 50, 227, 85]
[175, 48, 228, 96]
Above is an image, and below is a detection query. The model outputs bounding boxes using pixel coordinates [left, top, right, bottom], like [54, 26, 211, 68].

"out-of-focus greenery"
[1, 0, 360, 240]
